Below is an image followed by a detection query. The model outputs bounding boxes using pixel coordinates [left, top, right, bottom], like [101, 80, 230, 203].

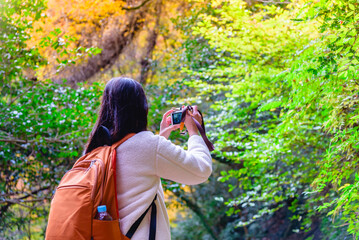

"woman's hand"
[184, 105, 202, 137]
[159, 109, 180, 139]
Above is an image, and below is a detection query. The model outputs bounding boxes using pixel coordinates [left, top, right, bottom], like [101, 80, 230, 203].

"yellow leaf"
[338, 183, 350, 191]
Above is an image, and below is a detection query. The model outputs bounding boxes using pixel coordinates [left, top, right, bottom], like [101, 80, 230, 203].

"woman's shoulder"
[122, 131, 161, 148]
[133, 131, 157, 140]
[118, 131, 177, 154]
[116, 131, 161, 159]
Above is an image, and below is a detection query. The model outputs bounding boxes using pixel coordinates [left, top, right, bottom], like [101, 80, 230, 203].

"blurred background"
[1, 0, 359, 239]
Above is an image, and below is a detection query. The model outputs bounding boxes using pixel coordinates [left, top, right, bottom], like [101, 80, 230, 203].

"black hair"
[84, 77, 148, 153]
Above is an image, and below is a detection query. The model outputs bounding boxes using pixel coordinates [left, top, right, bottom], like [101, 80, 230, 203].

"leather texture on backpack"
[45, 134, 134, 240]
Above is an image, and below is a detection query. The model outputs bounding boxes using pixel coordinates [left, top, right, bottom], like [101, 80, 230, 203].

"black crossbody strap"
[126, 194, 157, 239]
[149, 198, 157, 240]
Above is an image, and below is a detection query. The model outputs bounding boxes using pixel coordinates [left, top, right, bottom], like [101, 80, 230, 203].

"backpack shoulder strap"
[111, 133, 136, 150]
[125, 195, 157, 240]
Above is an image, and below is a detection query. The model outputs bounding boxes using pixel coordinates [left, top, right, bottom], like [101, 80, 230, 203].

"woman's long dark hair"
[84, 77, 148, 154]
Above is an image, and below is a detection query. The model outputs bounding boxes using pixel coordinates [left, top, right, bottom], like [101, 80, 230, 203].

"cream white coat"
[116, 131, 212, 240]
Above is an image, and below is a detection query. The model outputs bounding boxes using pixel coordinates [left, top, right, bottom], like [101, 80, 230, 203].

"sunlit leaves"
[183, 0, 359, 237]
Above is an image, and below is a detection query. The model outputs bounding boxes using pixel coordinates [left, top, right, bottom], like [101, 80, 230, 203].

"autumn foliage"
[2, 0, 359, 239]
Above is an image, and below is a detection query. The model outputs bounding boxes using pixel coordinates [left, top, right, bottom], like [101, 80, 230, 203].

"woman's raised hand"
[184, 105, 202, 137]
[159, 106, 203, 139]
[159, 109, 180, 139]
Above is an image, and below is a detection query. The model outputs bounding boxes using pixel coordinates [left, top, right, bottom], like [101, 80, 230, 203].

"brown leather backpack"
[45, 134, 157, 240]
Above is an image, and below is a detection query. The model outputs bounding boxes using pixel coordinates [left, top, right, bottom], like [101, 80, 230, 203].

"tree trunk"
[54, 12, 146, 85]
[139, 0, 162, 85]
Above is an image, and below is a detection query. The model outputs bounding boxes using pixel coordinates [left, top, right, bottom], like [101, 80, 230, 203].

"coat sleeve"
[155, 135, 212, 185]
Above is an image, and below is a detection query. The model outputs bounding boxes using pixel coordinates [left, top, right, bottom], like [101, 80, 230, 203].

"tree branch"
[172, 190, 219, 240]
[0, 185, 51, 218]
[211, 153, 243, 168]
[7, 80, 38, 106]
[256, 0, 291, 4]
[0, 136, 86, 144]
[122, 0, 152, 10]
[0, 197, 50, 208]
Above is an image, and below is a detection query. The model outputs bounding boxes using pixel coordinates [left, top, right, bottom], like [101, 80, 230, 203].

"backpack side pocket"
[92, 219, 128, 240]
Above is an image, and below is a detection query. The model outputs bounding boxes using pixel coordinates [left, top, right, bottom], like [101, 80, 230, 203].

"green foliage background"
[2, 0, 359, 239]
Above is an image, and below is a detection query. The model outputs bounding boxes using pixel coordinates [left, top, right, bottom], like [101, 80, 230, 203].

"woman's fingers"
[191, 105, 202, 125]
[163, 109, 174, 119]
[159, 123, 180, 139]
[168, 124, 180, 131]
[161, 109, 174, 127]
[161, 106, 202, 139]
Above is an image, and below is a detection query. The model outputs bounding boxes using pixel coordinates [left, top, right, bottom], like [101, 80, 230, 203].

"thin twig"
[18, 185, 51, 200]
[122, 0, 152, 10]
[0, 136, 87, 144]
[7, 80, 38, 107]
[256, 0, 291, 4]
[0, 185, 51, 209]
[335, 221, 359, 228]
[0, 197, 50, 204]
[1, 199, 33, 209]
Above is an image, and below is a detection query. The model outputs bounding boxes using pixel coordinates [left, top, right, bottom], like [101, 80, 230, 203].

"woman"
[84, 77, 212, 240]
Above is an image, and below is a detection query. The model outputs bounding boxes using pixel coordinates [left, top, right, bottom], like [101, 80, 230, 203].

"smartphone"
[171, 111, 182, 125]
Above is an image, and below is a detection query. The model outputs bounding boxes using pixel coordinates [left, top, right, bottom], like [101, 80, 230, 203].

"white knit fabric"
[116, 131, 212, 240]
